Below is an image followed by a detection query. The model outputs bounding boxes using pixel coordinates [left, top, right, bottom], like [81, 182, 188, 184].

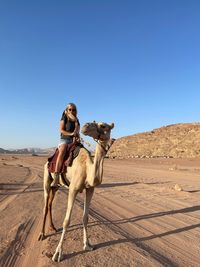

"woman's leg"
[55, 144, 66, 173]
[51, 144, 66, 187]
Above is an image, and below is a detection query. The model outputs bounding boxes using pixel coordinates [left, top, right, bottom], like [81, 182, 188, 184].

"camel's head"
[81, 121, 114, 141]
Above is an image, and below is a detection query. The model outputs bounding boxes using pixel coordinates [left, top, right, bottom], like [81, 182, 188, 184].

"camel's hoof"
[83, 244, 94, 251]
[52, 251, 62, 262]
[38, 233, 45, 241]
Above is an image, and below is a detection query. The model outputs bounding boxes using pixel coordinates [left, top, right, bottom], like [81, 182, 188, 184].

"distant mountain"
[108, 122, 200, 158]
[0, 148, 10, 154]
[0, 147, 56, 155]
[0, 148, 29, 154]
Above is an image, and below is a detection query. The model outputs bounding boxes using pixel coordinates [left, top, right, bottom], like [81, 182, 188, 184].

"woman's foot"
[51, 173, 60, 187]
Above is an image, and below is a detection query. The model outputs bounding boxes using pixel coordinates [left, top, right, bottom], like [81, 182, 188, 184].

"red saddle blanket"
[48, 142, 82, 173]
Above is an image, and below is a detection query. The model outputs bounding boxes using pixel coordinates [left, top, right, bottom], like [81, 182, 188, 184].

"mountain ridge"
[0, 147, 56, 155]
[108, 122, 200, 158]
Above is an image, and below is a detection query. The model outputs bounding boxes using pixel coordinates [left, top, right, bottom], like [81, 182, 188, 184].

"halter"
[93, 126, 112, 153]
[93, 138, 109, 153]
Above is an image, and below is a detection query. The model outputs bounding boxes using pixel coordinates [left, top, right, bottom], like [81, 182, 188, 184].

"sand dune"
[0, 155, 200, 266]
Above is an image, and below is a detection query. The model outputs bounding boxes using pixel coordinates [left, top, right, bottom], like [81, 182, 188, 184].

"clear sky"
[0, 0, 200, 149]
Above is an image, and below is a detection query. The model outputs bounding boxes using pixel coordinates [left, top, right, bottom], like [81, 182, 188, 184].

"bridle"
[93, 125, 112, 153]
[93, 138, 110, 153]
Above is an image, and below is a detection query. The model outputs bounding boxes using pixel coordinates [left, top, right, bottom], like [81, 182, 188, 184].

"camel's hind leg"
[38, 186, 50, 241]
[38, 164, 52, 241]
[48, 186, 59, 232]
[83, 187, 94, 251]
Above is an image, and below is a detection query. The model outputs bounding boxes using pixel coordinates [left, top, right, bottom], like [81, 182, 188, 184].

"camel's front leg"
[83, 187, 94, 251]
[52, 189, 78, 262]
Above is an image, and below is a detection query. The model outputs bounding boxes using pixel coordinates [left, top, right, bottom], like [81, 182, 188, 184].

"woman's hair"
[64, 103, 78, 117]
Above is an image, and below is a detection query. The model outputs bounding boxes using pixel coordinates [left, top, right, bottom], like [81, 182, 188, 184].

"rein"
[93, 138, 109, 153]
[93, 130, 113, 153]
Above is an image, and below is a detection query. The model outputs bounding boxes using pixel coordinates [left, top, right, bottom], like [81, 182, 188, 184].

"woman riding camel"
[51, 103, 80, 187]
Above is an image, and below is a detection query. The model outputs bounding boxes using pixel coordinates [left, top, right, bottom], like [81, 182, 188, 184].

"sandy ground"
[0, 155, 200, 267]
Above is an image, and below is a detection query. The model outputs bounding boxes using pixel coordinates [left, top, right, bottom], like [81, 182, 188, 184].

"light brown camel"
[38, 121, 115, 262]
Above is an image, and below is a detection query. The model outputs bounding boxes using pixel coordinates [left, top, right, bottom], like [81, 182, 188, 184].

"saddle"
[48, 142, 83, 173]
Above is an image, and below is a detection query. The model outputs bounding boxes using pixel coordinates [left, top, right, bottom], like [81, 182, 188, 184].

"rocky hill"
[108, 122, 200, 158]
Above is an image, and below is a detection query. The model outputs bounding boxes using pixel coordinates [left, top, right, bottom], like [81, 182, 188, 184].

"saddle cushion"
[47, 142, 83, 173]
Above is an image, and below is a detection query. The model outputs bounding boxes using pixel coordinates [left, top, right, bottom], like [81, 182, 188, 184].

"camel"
[38, 121, 115, 262]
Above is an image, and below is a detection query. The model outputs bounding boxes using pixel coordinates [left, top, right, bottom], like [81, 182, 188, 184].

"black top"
[60, 112, 80, 140]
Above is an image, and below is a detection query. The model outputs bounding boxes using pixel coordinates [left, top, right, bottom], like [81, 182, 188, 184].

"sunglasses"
[68, 108, 76, 112]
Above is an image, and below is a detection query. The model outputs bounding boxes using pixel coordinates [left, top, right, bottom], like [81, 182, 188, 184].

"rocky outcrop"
[108, 122, 200, 158]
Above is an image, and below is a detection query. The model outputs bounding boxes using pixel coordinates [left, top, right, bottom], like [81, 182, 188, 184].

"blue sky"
[0, 0, 200, 149]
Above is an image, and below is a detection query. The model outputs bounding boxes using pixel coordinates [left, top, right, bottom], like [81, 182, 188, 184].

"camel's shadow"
[98, 180, 171, 188]
[62, 248, 92, 261]
[59, 217, 200, 265]
[43, 180, 200, 264]
[98, 182, 138, 188]
[0, 181, 43, 195]
[47, 204, 200, 263]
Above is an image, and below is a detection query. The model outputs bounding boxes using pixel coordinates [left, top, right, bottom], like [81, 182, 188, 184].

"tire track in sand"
[0, 167, 39, 212]
[0, 162, 44, 267]
[14, 215, 46, 267]
[0, 218, 35, 267]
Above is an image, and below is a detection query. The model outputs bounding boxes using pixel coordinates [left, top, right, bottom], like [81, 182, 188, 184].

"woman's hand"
[72, 131, 79, 137]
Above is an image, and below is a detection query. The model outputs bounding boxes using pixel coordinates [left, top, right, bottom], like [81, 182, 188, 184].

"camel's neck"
[86, 141, 107, 187]
[93, 142, 106, 181]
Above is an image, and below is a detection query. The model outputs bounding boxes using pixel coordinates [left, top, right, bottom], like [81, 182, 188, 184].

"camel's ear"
[109, 123, 114, 129]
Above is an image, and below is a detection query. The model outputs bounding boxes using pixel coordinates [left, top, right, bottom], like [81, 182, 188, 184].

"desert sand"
[0, 154, 200, 267]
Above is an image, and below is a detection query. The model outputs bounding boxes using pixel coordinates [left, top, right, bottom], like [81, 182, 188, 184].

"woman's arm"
[60, 120, 75, 137]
